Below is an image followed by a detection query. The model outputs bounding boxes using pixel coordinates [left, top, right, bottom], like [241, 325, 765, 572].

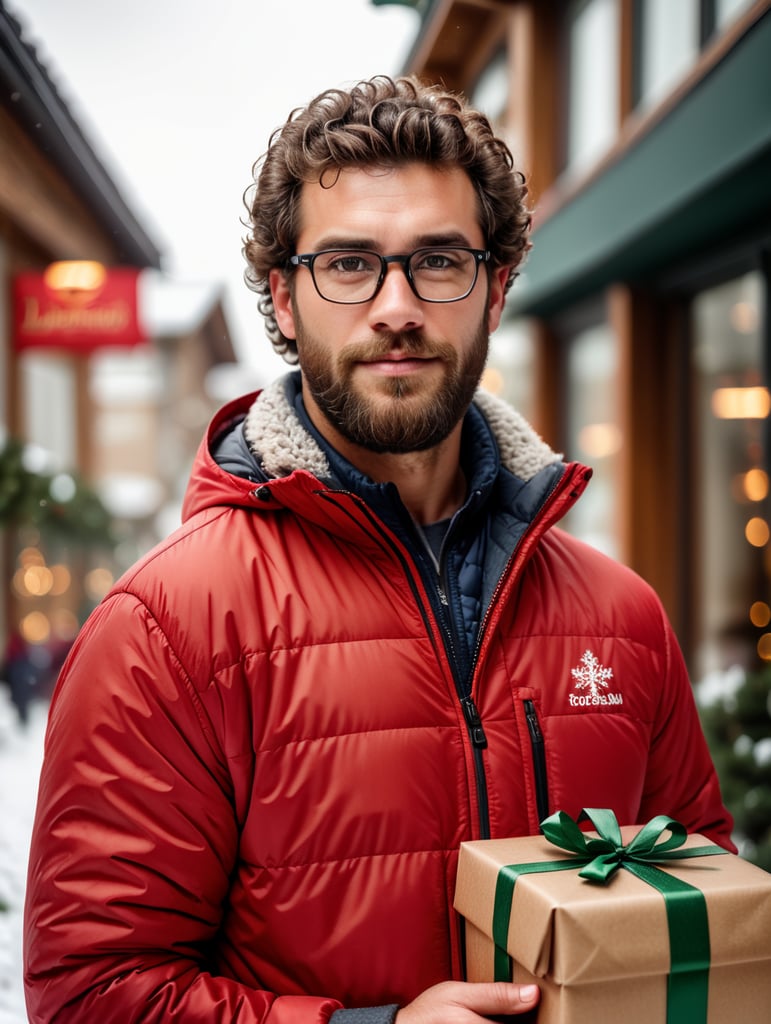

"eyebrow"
[306, 231, 476, 253]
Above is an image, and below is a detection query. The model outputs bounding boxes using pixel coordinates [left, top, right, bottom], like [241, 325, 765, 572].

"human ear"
[269, 268, 296, 339]
[487, 265, 511, 334]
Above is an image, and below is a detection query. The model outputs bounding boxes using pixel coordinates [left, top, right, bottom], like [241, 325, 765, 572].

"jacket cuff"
[329, 1005, 399, 1024]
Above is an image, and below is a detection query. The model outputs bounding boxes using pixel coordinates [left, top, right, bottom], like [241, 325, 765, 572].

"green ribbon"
[492, 808, 728, 1023]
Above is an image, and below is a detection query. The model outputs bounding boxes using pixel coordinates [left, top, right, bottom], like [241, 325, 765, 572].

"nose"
[367, 261, 425, 334]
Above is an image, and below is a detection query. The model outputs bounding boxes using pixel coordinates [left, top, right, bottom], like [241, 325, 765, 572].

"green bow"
[540, 807, 724, 884]
[492, 809, 729, 1023]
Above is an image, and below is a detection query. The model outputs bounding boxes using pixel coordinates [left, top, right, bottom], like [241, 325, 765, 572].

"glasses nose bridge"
[377, 253, 419, 299]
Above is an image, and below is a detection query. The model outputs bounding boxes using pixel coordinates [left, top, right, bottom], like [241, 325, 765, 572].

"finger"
[454, 981, 540, 1015]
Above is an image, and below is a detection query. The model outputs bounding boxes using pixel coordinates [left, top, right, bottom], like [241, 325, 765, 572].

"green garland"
[0, 437, 113, 544]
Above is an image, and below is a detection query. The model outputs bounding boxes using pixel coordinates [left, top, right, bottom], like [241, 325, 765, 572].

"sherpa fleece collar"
[243, 373, 562, 483]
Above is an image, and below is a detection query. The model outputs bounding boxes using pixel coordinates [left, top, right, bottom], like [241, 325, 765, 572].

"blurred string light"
[49, 473, 77, 503]
[743, 468, 769, 502]
[18, 546, 43, 566]
[84, 567, 114, 602]
[746, 497, 771, 661]
[712, 386, 771, 419]
[13, 563, 53, 597]
[705, 290, 771, 668]
[21, 611, 50, 645]
[50, 564, 72, 595]
[577, 422, 623, 459]
[480, 366, 504, 394]
[730, 300, 758, 334]
[11, 545, 110, 644]
[750, 602, 771, 628]
[745, 517, 770, 548]
[19, 607, 79, 645]
[757, 633, 771, 662]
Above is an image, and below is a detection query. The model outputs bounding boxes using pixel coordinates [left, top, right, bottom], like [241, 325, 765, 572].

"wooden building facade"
[388, 0, 771, 681]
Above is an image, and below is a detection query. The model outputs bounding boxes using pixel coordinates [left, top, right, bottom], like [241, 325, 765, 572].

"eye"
[412, 249, 462, 272]
[324, 252, 379, 275]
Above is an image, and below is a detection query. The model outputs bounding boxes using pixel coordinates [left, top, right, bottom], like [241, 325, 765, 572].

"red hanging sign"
[13, 266, 148, 352]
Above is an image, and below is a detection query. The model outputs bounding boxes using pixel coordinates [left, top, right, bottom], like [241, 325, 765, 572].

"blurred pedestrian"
[24, 75, 735, 1023]
[2, 629, 36, 727]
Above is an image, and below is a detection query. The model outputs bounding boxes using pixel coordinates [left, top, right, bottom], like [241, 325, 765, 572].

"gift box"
[454, 810, 771, 1023]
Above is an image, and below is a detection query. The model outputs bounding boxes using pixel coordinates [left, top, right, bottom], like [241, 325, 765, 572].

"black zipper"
[460, 695, 490, 839]
[524, 699, 549, 828]
[438, 539, 491, 839]
[319, 491, 493, 835]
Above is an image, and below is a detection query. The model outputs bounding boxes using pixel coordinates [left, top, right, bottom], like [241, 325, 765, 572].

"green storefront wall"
[512, 8, 771, 317]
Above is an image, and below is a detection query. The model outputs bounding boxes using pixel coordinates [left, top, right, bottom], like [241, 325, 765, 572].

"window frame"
[651, 225, 771, 673]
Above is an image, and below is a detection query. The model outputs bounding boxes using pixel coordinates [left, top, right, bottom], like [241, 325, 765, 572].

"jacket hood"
[182, 374, 565, 523]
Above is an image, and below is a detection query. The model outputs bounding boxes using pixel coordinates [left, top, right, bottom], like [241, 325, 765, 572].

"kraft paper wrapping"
[454, 828, 771, 1023]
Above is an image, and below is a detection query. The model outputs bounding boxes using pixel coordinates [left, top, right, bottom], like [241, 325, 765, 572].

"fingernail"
[520, 984, 539, 1002]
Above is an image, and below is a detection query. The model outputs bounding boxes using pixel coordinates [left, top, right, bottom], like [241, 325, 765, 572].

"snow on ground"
[0, 692, 47, 1024]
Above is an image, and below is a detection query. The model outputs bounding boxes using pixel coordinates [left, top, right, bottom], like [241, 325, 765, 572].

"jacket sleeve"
[23, 591, 344, 1024]
[638, 601, 736, 853]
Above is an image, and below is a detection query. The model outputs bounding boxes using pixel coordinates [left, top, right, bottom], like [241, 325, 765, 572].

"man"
[24, 76, 734, 1023]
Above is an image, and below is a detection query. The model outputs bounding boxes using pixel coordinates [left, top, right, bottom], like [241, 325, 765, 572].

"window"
[715, 0, 756, 30]
[472, 47, 526, 170]
[485, 316, 536, 425]
[634, 0, 758, 111]
[21, 353, 78, 471]
[471, 48, 509, 128]
[691, 271, 768, 678]
[636, 0, 700, 110]
[562, 318, 623, 560]
[565, 0, 620, 176]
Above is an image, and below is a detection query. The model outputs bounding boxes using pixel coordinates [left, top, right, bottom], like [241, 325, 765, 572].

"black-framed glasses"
[288, 246, 491, 304]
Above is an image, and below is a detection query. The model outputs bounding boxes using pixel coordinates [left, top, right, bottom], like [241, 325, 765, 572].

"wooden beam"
[0, 106, 120, 265]
[609, 283, 683, 626]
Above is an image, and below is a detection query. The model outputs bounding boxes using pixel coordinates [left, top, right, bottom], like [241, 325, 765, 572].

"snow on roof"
[137, 269, 222, 338]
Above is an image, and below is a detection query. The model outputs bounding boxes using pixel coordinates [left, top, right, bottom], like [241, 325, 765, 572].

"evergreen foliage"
[699, 665, 771, 871]
[0, 437, 112, 544]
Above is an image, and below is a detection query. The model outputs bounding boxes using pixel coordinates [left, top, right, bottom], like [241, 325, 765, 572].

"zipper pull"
[524, 699, 543, 743]
[524, 699, 550, 827]
[461, 696, 488, 749]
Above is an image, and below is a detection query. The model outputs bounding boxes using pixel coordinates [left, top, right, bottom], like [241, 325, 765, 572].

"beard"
[296, 314, 490, 454]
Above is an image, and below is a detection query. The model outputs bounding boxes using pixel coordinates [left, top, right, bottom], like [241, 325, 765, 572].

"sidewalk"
[0, 693, 47, 1024]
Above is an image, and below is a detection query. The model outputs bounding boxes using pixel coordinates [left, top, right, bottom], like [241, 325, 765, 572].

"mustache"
[340, 332, 452, 363]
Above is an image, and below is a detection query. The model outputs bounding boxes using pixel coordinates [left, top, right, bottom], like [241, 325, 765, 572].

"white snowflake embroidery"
[571, 650, 614, 701]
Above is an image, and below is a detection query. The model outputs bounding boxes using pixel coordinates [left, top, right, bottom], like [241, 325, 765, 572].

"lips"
[359, 355, 438, 377]
[363, 352, 436, 363]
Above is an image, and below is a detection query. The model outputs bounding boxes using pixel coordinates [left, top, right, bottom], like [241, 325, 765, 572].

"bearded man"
[24, 75, 734, 1024]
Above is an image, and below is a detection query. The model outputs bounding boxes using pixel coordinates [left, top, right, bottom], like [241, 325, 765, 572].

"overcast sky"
[9, 0, 419, 383]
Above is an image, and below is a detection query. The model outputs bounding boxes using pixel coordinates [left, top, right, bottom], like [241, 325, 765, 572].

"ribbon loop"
[540, 810, 595, 856]
[579, 807, 624, 847]
[624, 815, 687, 857]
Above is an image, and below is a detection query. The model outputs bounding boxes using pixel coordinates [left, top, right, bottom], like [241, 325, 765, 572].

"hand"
[395, 980, 539, 1022]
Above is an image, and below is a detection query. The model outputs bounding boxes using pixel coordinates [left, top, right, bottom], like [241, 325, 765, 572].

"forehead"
[295, 163, 484, 249]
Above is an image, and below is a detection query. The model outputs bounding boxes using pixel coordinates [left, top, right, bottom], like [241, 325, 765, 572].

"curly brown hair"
[243, 75, 531, 363]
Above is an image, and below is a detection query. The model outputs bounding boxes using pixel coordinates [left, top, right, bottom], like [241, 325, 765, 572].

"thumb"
[461, 981, 540, 1015]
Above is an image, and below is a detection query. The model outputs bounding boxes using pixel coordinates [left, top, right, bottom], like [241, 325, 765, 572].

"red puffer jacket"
[24, 383, 734, 1023]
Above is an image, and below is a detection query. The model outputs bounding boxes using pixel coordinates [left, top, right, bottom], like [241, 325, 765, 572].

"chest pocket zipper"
[524, 699, 549, 828]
